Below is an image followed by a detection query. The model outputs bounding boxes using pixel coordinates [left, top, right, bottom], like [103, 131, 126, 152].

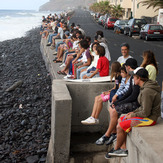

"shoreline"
[0, 28, 51, 162]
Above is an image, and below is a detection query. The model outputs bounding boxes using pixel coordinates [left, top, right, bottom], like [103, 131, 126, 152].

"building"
[97, 0, 158, 21]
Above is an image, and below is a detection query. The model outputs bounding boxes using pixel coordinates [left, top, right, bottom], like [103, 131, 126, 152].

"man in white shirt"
[117, 43, 132, 65]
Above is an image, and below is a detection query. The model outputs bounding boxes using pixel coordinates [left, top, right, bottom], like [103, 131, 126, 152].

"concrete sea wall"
[40, 38, 163, 163]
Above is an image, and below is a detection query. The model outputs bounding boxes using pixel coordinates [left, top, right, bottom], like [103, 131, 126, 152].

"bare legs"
[61, 55, 73, 74]
[104, 107, 118, 137]
[114, 122, 127, 150]
[91, 95, 103, 119]
[56, 46, 64, 61]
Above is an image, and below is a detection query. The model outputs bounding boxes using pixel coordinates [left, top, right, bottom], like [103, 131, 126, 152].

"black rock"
[26, 155, 39, 163]
[0, 28, 51, 162]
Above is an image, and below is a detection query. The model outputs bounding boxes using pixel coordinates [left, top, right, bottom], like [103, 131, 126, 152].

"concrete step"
[70, 133, 113, 163]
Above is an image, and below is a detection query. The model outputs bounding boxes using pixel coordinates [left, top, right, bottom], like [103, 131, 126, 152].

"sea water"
[0, 10, 59, 42]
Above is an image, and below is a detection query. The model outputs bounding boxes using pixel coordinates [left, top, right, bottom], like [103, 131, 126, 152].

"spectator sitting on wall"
[140, 50, 158, 81]
[117, 43, 132, 65]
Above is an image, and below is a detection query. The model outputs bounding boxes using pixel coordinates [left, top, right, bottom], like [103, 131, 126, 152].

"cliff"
[39, 0, 96, 11]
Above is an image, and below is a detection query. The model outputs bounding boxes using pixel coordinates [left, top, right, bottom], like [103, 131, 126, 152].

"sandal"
[53, 57, 58, 62]
[60, 71, 67, 75]
[54, 60, 62, 63]
[57, 71, 62, 74]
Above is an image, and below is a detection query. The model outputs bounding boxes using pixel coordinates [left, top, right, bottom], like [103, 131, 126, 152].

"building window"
[137, 4, 139, 9]
[120, 0, 123, 2]
[126, 11, 128, 18]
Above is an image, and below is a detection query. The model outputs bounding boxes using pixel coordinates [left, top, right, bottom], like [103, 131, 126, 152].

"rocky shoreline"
[0, 28, 51, 162]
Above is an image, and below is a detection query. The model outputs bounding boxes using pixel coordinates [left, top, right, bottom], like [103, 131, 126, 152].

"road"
[70, 9, 163, 86]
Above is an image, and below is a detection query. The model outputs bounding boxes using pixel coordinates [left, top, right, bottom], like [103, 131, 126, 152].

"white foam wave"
[0, 12, 43, 42]
[0, 11, 62, 42]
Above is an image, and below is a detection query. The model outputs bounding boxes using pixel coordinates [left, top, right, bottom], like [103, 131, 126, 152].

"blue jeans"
[109, 89, 117, 102]
[80, 72, 100, 79]
[56, 41, 64, 52]
[80, 70, 88, 79]
[109, 89, 123, 102]
[77, 66, 88, 79]
[48, 33, 57, 43]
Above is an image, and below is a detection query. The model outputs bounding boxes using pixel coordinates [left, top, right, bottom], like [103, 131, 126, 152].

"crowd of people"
[40, 13, 162, 159]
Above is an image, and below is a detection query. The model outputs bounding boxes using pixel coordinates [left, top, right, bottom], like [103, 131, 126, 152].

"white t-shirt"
[100, 42, 111, 61]
[87, 51, 99, 70]
[79, 28, 86, 36]
[117, 55, 132, 65]
[58, 27, 64, 39]
[73, 41, 79, 49]
[51, 22, 56, 30]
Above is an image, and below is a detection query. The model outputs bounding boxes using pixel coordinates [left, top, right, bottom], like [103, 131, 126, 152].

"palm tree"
[140, 0, 163, 11]
[111, 5, 125, 18]
[89, 1, 112, 14]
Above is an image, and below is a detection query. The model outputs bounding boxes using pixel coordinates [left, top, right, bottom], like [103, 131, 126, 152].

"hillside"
[39, 0, 96, 11]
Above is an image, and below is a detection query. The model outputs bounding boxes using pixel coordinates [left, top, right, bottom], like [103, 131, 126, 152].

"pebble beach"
[0, 28, 51, 162]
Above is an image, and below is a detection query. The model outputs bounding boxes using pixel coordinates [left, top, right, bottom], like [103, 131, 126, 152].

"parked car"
[90, 11, 95, 17]
[98, 16, 105, 25]
[95, 13, 100, 19]
[104, 17, 119, 29]
[140, 24, 163, 41]
[123, 18, 147, 37]
[114, 20, 128, 33]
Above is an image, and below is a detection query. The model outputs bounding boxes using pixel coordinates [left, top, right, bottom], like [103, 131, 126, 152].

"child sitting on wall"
[83, 45, 109, 79]
[81, 61, 122, 125]
[80, 42, 100, 79]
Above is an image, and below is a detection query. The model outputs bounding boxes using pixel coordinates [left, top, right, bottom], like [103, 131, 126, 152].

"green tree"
[111, 4, 125, 18]
[89, 1, 124, 18]
[89, 1, 112, 14]
[140, 0, 163, 11]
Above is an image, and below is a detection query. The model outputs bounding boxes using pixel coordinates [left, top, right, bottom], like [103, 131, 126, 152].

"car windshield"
[110, 18, 118, 22]
[149, 25, 163, 30]
[119, 20, 128, 25]
[135, 19, 146, 24]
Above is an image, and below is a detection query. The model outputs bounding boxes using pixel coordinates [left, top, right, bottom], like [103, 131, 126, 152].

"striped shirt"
[116, 77, 130, 96]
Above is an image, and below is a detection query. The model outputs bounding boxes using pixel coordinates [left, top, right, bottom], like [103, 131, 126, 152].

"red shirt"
[96, 56, 109, 77]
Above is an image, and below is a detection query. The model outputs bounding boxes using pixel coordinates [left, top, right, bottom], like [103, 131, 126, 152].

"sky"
[0, 0, 49, 11]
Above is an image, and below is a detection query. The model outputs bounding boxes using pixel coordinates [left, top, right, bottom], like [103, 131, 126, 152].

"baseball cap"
[131, 67, 149, 79]
[125, 58, 138, 69]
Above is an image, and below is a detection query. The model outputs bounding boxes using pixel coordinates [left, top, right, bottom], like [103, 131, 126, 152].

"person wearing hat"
[117, 43, 133, 65]
[105, 67, 161, 158]
[95, 58, 140, 147]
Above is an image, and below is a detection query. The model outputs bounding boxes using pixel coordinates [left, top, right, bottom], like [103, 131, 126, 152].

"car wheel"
[124, 29, 127, 35]
[145, 35, 149, 41]
[139, 34, 142, 39]
[114, 28, 116, 33]
[129, 31, 132, 37]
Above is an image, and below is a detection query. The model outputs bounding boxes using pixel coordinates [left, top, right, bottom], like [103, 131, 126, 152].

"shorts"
[101, 93, 110, 102]
[119, 115, 156, 133]
[115, 102, 139, 114]
[73, 54, 77, 58]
